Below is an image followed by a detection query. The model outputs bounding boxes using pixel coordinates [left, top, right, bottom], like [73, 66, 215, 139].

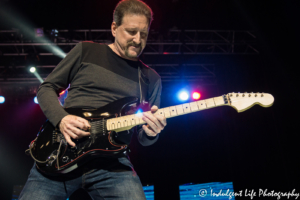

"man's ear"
[111, 22, 117, 37]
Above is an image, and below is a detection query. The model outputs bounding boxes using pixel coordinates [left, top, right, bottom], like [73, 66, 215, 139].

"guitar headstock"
[227, 92, 274, 112]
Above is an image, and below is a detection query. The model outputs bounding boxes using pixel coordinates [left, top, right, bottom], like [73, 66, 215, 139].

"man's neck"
[108, 43, 139, 61]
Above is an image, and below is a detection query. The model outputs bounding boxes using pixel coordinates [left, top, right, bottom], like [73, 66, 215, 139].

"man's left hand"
[142, 105, 167, 137]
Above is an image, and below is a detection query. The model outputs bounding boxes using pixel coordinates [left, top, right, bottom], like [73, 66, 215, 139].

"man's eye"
[141, 33, 147, 38]
[128, 31, 135, 35]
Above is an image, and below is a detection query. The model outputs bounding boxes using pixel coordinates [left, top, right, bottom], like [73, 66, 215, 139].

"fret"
[197, 100, 207, 110]
[175, 105, 184, 115]
[157, 109, 164, 116]
[169, 106, 177, 116]
[190, 102, 199, 112]
[122, 117, 127, 127]
[205, 98, 215, 108]
[134, 115, 140, 124]
[119, 116, 126, 127]
[138, 115, 144, 124]
[123, 116, 131, 127]
[214, 96, 225, 106]
[116, 118, 122, 128]
[163, 107, 171, 117]
[182, 103, 191, 113]
[130, 115, 137, 125]
[110, 119, 116, 129]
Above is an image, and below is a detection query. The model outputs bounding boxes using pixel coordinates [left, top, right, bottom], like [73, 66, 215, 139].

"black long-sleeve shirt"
[37, 42, 162, 146]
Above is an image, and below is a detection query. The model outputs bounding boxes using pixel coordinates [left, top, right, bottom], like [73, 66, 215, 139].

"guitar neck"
[106, 94, 229, 132]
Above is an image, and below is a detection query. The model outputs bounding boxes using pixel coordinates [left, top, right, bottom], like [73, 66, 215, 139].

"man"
[19, 0, 166, 199]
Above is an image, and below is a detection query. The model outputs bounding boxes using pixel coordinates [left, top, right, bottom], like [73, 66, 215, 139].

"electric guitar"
[27, 92, 274, 174]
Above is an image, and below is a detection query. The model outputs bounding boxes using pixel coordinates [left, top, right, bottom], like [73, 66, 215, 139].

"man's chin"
[125, 51, 140, 59]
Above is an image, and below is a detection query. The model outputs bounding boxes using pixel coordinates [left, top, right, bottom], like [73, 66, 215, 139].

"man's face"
[112, 14, 149, 60]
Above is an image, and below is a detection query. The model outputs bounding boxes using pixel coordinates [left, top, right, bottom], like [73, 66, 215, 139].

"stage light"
[34, 28, 44, 37]
[34, 97, 38, 104]
[179, 91, 189, 101]
[28, 66, 44, 83]
[51, 29, 59, 37]
[0, 96, 5, 104]
[192, 92, 201, 100]
[29, 67, 36, 73]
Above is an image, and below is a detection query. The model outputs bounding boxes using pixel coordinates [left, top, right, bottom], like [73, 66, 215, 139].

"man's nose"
[133, 32, 141, 44]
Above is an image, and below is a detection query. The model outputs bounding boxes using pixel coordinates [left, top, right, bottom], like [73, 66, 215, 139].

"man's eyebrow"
[126, 28, 148, 32]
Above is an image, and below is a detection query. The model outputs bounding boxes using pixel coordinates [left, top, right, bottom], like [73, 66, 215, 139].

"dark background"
[0, 0, 299, 199]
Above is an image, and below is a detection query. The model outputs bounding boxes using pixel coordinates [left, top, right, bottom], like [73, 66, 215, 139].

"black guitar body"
[30, 97, 139, 174]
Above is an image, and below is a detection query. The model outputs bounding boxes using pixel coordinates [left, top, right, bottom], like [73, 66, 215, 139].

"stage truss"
[0, 29, 259, 97]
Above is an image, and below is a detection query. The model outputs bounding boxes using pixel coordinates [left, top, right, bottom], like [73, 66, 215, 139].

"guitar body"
[30, 97, 139, 174]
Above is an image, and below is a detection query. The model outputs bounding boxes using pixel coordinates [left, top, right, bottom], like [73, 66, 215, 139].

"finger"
[63, 132, 76, 147]
[76, 117, 91, 130]
[70, 117, 85, 130]
[69, 126, 90, 139]
[142, 114, 161, 133]
[64, 128, 79, 140]
[142, 125, 157, 137]
[143, 112, 164, 130]
[154, 114, 167, 127]
[151, 105, 158, 113]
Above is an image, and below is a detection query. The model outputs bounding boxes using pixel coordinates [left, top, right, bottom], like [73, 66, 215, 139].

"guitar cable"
[56, 139, 64, 170]
[25, 140, 49, 163]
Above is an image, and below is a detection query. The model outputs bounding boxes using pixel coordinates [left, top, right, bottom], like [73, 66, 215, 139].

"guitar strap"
[138, 61, 150, 105]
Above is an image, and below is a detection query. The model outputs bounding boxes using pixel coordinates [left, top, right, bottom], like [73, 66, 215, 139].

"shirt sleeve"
[37, 42, 82, 127]
[137, 76, 162, 146]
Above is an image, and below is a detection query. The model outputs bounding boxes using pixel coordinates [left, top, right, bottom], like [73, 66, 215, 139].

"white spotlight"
[30, 67, 36, 73]
[179, 91, 189, 101]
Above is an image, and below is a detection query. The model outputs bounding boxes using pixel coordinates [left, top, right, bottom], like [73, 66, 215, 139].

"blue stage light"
[0, 96, 5, 104]
[34, 97, 38, 104]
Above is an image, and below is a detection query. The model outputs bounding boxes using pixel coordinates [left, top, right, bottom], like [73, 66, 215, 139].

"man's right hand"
[59, 115, 91, 147]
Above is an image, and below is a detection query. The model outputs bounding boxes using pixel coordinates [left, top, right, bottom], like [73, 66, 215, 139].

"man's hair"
[113, 0, 153, 26]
